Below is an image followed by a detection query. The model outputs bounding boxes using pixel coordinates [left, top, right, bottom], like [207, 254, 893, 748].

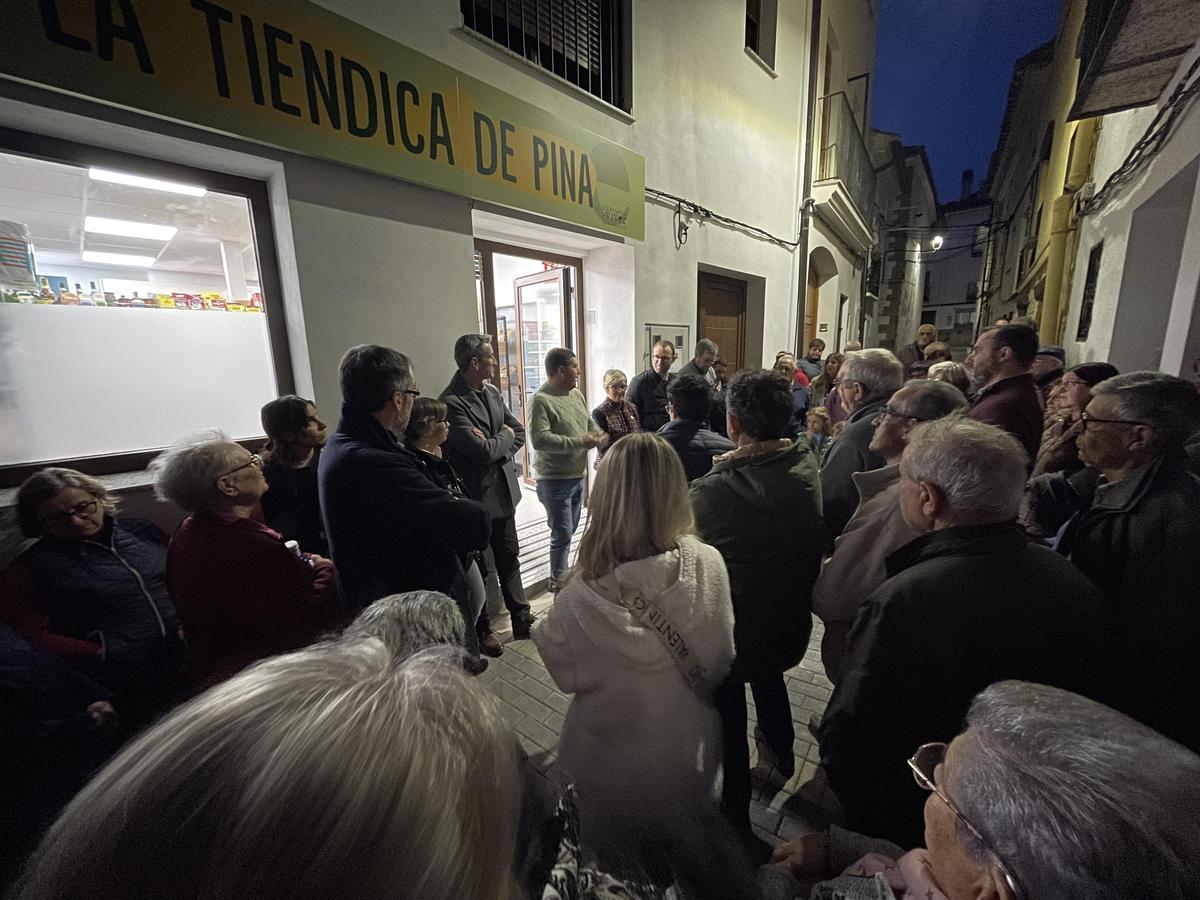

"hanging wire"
[1079, 54, 1200, 217]
[646, 186, 801, 250]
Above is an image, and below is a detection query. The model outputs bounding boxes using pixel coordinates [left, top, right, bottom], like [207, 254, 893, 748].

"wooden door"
[805, 263, 820, 348]
[697, 272, 746, 371]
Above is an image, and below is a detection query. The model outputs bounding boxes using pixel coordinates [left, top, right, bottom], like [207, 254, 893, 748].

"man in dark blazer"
[441, 334, 534, 654]
[318, 345, 490, 653]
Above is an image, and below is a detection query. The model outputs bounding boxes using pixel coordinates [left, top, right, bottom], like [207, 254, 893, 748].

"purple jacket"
[968, 373, 1044, 464]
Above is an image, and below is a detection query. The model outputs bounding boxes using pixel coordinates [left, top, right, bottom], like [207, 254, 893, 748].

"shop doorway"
[475, 240, 583, 483]
[697, 271, 747, 370]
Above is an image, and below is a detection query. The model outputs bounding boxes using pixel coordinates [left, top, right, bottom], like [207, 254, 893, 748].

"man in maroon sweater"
[965, 324, 1044, 464]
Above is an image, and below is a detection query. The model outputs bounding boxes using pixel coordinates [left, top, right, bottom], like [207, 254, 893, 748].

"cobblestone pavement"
[478, 594, 841, 849]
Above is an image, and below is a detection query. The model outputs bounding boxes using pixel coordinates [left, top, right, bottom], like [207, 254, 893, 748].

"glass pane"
[0, 150, 275, 467]
[518, 273, 565, 418]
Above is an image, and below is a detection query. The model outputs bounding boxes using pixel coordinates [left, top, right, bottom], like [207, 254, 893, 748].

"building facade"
[867, 130, 938, 354]
[923, 172, 990, 353]
[0, 2, 879, 557]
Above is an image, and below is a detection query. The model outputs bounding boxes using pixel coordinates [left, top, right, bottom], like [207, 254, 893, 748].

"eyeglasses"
[1079, 411, 1148, 430]
[398, 388, 421, 398]
[652, 354, 676, 362]
[832, 378, 860, 389]
[873, 405, 928, 424]
[39, 498, 99, 526]
[218, 453, 262, 480]
[909, 743, 1023, 898]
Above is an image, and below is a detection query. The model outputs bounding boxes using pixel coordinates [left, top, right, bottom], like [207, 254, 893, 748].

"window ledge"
[0, 469, 157, 510]
[745, 47, 778, 78]
[454, 27, 637, 124]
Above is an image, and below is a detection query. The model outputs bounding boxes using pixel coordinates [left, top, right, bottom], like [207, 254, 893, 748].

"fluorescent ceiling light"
[81, 250, 157, 267]
[88, 167, 207, 197]
[84, 216, 177, 241]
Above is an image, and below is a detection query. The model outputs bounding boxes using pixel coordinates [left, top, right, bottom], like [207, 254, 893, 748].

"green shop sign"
[0, 0, 645, 240]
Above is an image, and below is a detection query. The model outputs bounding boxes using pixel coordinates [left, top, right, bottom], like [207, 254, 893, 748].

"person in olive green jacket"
[527, 347, 603, 592]
[689, 368, 824, 849]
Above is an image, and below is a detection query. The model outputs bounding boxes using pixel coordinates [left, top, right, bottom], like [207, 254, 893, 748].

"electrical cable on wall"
[646, 186, 801, 250]
[1079, 54, 1200, 217]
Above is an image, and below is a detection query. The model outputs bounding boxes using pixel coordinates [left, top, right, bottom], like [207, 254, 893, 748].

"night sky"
[872, 0, 1062, 203]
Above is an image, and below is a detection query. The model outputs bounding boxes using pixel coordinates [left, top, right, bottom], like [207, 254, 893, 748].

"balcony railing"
[816, 92, 876, 226]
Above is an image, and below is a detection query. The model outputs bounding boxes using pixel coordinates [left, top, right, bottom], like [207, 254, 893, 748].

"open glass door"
[513, 267, 570, 482]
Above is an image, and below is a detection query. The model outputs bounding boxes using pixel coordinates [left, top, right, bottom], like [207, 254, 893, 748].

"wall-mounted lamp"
[930, 235, 945, 251]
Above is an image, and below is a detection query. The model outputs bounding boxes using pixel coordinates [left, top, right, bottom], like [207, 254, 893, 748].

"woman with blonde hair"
[532, 433, 735, 816]
[590, 368, 640, 465]
[13, 642, 523, 900]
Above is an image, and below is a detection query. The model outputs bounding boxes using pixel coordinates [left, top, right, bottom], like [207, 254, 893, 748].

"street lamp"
[930, 234, 945, 251]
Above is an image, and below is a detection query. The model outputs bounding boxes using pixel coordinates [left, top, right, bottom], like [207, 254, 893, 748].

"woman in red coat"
[151, 431, 340, 691]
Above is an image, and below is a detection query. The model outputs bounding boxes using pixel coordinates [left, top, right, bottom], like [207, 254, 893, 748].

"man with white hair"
[812, 380, 967, 683]
[1053, 372, 1200, 753]
[819, 348, 904, 541]
[818, 417, 1112, 848]
[773, 681, 1200, 899]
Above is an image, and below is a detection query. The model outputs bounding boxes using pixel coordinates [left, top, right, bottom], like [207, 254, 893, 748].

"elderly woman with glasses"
[764, 681, 1200, 900]
[1, 468, 184, 729]
[591, 368, 640, 465]
[151, 431, 339, 691]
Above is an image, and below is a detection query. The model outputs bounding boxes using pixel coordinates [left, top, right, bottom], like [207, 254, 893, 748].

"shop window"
[460, 0, 632, 113]
[0, 134, 292, 484]
[746, 0, 778, 69]
[1076, 241, 1103, 341]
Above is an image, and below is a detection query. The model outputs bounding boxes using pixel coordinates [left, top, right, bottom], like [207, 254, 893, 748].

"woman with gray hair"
[13, 641, 524, 900]
[591, 368, 640, 465]
[342, 590, 465, 662]
[770, 681, 1200, 899]
[151, 431, 339, 691]
[2, 468, 184, 729]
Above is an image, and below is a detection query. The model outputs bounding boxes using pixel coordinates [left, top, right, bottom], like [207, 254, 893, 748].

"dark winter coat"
[820, 396, 889, 542]
[1057, 451, 1200, 753]
[318, 405, 491, 612]
[1, 518, 182, 704]
[626, 369, 672, 433]
[690, 441, 824, 675]
[819, 522, 1113, 848]
[656, 419, 735, 481]
[440, 371, 524, 518]
[261, 452, 328, 555]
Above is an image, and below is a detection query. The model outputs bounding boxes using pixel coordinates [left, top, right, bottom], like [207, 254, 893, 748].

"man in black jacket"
[657, 374, 734, 480]
[626, 339, 676, 432]
[819, 348, 903, 542]
[318, 345, 491, 648]
[441, 334, 534, 651]
[1057, 372, 1200, 753]
[819, 417, 1112, 849]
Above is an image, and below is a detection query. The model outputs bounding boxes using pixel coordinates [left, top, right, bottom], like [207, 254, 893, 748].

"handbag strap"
[618, 587, 711, 700]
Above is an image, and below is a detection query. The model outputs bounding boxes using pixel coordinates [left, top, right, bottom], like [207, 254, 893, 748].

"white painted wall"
[1064, 45, 1200, 374]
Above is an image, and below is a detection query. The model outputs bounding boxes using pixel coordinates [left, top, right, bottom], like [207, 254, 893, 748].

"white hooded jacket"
[532, 535, 736, 800]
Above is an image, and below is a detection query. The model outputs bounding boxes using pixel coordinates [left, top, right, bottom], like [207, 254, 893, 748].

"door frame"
[474, 239, 587, 486]
[696, 270, 748, 371]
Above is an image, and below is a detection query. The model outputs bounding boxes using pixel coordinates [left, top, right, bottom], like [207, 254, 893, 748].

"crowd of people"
[3, 320, 1200, 898]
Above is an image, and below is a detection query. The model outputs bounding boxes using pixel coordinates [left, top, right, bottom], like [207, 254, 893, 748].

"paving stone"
[542, 691, 571, 715]
[514, 691, 558, 724]
[544, 710, 565, 733]
[516, 675, 553, 703]
[515, 715, 558, 751]
[749, 799, 783, 834]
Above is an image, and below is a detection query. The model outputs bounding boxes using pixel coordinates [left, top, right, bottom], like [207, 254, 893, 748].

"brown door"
[697, 272, 746, 370]
[806, 263, 820, 348]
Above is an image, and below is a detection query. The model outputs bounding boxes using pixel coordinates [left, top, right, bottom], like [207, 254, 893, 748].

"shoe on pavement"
[754, 726, 796, 781]
[511, 614, 537, 640]
[479, 631, 504, 657]
[463, 654, 489, 676]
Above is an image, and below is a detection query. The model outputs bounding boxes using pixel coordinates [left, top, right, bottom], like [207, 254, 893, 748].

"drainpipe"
[794, 0, 822, 355]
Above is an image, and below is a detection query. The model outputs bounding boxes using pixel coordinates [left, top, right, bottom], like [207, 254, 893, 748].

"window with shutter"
[460, 0, 632, 113]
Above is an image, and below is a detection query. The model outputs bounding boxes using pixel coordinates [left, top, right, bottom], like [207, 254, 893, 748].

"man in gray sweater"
[527, 347, 603, 592]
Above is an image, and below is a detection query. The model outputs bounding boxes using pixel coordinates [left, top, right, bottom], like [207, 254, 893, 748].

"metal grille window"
[1076, 241, 1103, 341]
[460, 1, 632, 113]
